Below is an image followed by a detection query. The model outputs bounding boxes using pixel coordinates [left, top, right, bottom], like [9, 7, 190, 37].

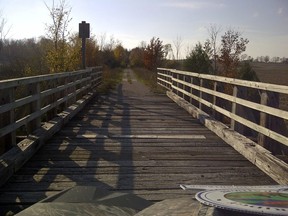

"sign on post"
[79, 21, 90, 39]
[79, 21, 90, 69]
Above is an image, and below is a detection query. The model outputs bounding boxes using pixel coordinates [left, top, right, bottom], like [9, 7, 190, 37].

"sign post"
[79, 21, 90, 69]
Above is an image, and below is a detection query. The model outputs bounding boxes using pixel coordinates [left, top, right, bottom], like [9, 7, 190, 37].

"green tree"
[238, 62, 259, 81]
[184, 42, 211, 74]
[144, 37, 164, 70]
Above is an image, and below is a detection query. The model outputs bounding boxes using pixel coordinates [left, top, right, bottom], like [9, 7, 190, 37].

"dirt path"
[120, 68, 152, 97]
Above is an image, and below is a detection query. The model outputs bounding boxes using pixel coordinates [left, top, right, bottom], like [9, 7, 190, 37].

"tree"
[44, 0, 72, 72]
[238, 62, 259, 81]
[184, 42, 211, 74]
[173, 35, 182, 60]
[0, 11, 11, 53]
[163, 44, 173, 60]
[264, 55, 270, 63]
[241, 54, 248, 61]
[205, 24, 222, 74]
[219, 29, 249, 77]
[143, 37, 164, 70]
[129, 47, 145, 67]
[114, 44, 128, 67]
[85, 36, 100, 67]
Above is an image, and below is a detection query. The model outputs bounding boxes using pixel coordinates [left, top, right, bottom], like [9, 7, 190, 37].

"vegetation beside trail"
[98, 67, 123, 94]
[133, 68, 165, 94]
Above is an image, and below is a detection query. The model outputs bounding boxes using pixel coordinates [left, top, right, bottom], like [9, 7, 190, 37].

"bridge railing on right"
[158, 68, 288, 184]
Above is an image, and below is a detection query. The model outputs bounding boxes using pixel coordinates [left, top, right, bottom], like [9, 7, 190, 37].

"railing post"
[176, 73, 180, 96]
[212, 81, 218, 117]
[46, 79, 56, 120]
[182, 74, 186, 100]
[199, 79, 203, 110]
[168, 70, 172, 90]
[258, 91, 268, 147]
[0, 87, 16, 154]
[231, 86, 238, 130]
[189, 76, 193, 104]
[71, 74, 77, 104]
[63, 76, 69, 109]
[27, 83, 41, 134]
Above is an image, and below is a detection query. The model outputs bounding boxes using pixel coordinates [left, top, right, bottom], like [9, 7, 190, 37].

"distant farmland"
[252, 62, 288, 111]
[252, 62, 288, 85]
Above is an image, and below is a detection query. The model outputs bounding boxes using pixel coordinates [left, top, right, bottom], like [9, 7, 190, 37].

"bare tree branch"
[173, 35, 183, 60]
[206, 24, 222, 74]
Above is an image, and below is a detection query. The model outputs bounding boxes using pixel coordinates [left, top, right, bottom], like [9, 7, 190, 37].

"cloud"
[162, 1, 226, 10]
[253, 11, 259, 17]
[277, 7, 283, 15]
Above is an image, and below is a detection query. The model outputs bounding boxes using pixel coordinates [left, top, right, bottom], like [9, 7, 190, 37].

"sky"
[1, 0, 288, 58]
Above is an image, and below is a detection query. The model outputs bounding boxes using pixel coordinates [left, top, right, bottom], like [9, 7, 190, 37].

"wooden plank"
[0, 93, 97, 187]
[0, 71, 278, 215]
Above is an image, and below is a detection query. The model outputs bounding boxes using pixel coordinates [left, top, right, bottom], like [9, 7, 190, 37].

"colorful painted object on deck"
[196, 187, 288, 215]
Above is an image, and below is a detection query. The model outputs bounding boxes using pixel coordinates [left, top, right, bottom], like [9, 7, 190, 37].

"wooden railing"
[0, 67, 102, 186]
[158, 68, 288, 184]
[0, 67, 102, 154]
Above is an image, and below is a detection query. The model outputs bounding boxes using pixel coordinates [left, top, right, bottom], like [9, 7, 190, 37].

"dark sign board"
[79, 21, 90, 39]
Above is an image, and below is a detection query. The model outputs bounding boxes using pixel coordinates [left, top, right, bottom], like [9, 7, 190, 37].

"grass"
[97, 67, 123, 94]
[133, 67, 166, 94]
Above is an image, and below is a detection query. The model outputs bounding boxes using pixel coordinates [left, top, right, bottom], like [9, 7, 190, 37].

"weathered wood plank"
[167, 91, 288, 184]
[0, 69, 278, 215]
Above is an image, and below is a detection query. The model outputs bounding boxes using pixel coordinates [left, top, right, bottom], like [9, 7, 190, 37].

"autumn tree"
[129, 47, 145, 67]
[0, 38, 49, 79]
[144, 37, 164, 70]
[114, 44, 128, 67]
[84, 35, 101, 67]
[219, 29, 249, 77]
[45, 0, 72, 72]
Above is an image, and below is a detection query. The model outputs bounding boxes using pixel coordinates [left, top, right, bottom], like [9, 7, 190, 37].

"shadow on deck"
[0, 83, 276, 215]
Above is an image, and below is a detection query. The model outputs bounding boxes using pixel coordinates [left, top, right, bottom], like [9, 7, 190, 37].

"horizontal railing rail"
[157, 68, 288, 153]
[0, 67, 102, 155]
[158, 67, 288, 184]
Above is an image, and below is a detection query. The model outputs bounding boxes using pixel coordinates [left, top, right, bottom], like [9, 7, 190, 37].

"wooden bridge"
[0, 67, 287, 215]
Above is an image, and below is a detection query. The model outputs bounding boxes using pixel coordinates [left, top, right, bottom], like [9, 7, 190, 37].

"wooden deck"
[0, 71, 276, 214]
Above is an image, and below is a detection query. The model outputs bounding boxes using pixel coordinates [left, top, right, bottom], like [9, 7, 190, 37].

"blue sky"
[1, 0, 288, 58]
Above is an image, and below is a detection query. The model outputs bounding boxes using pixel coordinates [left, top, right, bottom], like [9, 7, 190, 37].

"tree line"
[1, 1, 287, 81]
[0, 0, 130, 80]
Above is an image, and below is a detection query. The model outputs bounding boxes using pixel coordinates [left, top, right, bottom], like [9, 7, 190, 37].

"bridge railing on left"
[0, 67, 102, 186]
